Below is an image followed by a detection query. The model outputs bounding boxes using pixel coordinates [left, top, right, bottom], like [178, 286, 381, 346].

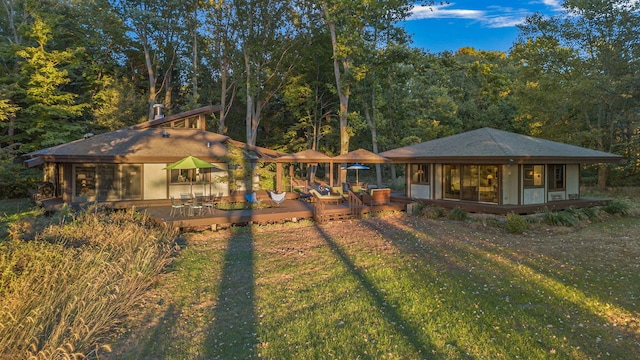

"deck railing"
[347, 190, 364, 218]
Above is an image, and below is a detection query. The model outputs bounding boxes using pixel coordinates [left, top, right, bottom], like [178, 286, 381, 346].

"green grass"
[108, 213, 640, 359]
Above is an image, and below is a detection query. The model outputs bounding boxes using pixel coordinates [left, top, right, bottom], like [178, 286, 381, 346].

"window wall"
[74, 164, 142, 201]
[443, 165, 499, 203]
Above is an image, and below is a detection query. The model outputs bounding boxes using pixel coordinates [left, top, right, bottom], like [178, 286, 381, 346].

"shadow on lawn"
[205, 229, 258, 358]
[358, 216, 638, 359]
[312, 222, 436, 356]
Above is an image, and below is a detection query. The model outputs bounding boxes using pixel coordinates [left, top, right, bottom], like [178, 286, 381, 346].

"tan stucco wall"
[144, 164, 168, 200]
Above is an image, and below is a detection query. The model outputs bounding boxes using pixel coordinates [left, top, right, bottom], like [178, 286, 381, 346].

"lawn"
[106, 213, 640, 359]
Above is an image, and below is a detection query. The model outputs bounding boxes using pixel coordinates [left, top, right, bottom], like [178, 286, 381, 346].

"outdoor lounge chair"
[269, 191, 286, 207]
[309, 189, 344, 204]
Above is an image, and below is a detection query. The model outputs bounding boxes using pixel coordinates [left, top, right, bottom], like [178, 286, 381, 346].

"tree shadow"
[312, 222, 437, 357]
[205, 228, 258, 358]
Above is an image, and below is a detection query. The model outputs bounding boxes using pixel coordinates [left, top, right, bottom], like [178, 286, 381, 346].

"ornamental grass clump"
[0, 207, 178, 359]
[415, 204, 444, 219]
[541, 208, 579, 227]
[448, 207, 468, 221]
[602, 198, 632, 215]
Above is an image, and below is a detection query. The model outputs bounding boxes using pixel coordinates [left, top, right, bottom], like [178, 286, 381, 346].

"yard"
[106, 211, 640, 359]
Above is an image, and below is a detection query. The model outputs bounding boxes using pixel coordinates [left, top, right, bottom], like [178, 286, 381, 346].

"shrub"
[448, 207, 468, 221]
[542, 209, 579, 227]
[416, 204, 444, 219]
[602, 198, 631, 215]
[505, 213, 528, 234]
[578, 206, 604, 222]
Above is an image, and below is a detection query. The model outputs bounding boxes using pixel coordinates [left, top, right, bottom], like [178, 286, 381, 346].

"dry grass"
[0, 206, 178, 359]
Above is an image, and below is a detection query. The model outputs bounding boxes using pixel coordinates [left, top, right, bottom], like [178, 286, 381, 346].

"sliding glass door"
[443, 165, 499, 203]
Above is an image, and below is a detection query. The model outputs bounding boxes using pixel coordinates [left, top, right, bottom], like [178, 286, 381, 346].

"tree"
[513, 0, 640, 187]
[15, 17, 88, 151]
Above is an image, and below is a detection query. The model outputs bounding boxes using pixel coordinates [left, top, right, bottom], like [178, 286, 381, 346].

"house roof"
[129, 105, 221, 130]
[24, 128, 231, 165]
[332, 148, 388, 164]
[379, 127, 624, 164]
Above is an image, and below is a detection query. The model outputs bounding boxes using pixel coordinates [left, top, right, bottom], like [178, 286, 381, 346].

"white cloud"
[408, 3, 530, 28]
[409, 3, 485, 21]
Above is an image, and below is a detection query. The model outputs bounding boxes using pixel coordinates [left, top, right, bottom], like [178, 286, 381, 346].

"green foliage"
[448, 206, 468, 221]
[602, 199, 632, 216]
[541, 209, 579, 227]
[414, 203, 444, 219]
[504, 213, 528, 233]
[0, 145, 40, 199]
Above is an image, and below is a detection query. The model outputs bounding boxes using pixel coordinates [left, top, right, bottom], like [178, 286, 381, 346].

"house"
[22, 106, 281, 207]
[380, 127, 624, 212]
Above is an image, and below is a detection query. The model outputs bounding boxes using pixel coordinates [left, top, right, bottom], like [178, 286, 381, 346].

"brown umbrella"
[331, 148, 388, 164]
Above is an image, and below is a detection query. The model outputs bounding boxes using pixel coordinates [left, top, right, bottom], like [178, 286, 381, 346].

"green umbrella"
[163, 156, 219, 195]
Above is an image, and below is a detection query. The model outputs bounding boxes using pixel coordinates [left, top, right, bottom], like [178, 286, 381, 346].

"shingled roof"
[379, 127, 624, 164]
[25, 128, 231, 165]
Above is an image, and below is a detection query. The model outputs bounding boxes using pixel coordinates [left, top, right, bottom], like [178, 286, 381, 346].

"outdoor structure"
[21, 106, 282, 207]
[380, 127, 624, 212]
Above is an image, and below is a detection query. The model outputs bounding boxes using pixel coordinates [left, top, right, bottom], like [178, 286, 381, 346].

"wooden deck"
[142, 198, 408, 230]
[418, 198, 612, 215]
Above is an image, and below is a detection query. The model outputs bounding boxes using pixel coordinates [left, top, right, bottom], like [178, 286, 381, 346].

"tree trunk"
[597, 165, 608, 190]
[327, 20, 350, 183]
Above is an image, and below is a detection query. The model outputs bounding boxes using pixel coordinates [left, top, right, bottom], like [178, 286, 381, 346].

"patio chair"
[170, 195, 185, 217]
[189, 196, 204, 216]
[269, 191, 286, 207]
[245, 192, 260, 208]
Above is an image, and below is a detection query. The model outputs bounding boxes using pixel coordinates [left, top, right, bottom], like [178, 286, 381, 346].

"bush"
[505, 213, 528, 234]
[415, 204, 444, 219]
[602, 198, 631, 215]
[542, 209, 579, 227]
[448, 207, 468, 221]
[0, 145, 40, 199]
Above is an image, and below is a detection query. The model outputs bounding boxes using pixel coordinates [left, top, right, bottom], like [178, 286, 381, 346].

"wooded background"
[1, 0, 638, 197]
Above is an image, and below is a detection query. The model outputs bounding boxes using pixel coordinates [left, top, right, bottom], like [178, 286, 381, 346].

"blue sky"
[403, 0, 565, 53]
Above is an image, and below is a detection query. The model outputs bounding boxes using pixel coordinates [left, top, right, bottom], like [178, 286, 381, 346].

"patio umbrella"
[346, 163, 369, 184]
[163, 155, 219, 195]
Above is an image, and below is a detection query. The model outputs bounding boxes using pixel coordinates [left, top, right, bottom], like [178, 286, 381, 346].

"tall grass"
[0, 206, 178, 359]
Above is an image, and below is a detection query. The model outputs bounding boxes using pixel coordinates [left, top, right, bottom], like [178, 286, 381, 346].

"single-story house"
[22, 106, 282, 207]
[380, 127, 624, 208]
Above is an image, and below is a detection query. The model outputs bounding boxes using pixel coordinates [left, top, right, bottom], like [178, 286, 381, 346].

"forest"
[1, 0, 639, 197]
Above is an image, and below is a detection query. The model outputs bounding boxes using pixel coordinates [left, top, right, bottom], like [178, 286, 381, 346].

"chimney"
[153, 104, 165, 120]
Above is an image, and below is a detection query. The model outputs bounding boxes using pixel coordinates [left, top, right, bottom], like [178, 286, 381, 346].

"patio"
[142, 195, 410, 230]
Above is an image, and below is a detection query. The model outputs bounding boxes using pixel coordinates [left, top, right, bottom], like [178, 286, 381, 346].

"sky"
[403, 0, 565, 54]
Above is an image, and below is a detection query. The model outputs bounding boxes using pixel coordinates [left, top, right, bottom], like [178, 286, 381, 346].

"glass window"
[548, 165, 565, 191]
[523, 165, 544, 188]
[75, 166, 96, 197]
[410, 164, 429, 184]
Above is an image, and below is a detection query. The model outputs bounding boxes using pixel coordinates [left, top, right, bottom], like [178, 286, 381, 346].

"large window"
[523, 165, 544, 188]
[443, 165, 498, 203]
[410, 164, 429, 184]
[547, 165, 565, 191]
[74, 164, 142, 201]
